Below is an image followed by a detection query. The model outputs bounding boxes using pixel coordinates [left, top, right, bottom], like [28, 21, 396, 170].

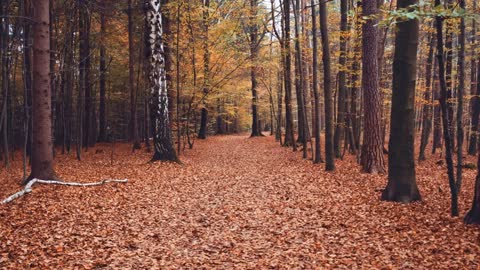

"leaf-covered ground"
[1, 135, 479, 269]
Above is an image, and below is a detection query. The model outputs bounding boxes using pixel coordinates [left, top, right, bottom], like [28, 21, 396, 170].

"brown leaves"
[0, 136, 479, 269]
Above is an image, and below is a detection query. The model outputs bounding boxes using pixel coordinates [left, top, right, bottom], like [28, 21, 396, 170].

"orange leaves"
[0, 137, 479, 268]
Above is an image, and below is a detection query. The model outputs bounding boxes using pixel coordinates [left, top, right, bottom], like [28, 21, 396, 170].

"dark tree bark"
[465, 139, 480, 224]
[197, 0, 210, 140]
[283, 0, 295, 148]
[22, 0, 33, 180]
[360, 0, 385, 174]
[419, 33, 435, 161]
[250, 0, 263, 137]
[77, 0, 86, 160]
[334, 0, 348, 158]
[98, 0, 107, 142]
[293, 0, 307, 156]
[319, 0, 334, 171]
[80, 0, 93, 148]
[146, 0, 178, 162]
[26, 0, 58, 183]
[468, 1, 477, 155]
[444, 0, 454, 149]
[435, 0, 459, 216]
[129, 0, 141, 149]
[432, 66, 442, 154]
[311, 0, 322, 163]
[469, 61, 480, 156]
[276, 69, 283, 143]
[456, 0, 466, 194]
[382, 0, 421, 203]
[0, 0, 10, 166]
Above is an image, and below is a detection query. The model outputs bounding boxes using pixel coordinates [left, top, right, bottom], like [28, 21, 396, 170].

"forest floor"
[0, 134, 480, 269]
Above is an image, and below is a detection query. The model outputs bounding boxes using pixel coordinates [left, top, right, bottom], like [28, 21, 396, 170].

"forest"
[0, 0, 480, 268]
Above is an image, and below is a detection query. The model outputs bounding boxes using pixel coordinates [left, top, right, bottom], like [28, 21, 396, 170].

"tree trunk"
[311, 0, 322, 163]
[98, 0, 107, 142]
[419, 33, 435, 161]
[0, 0, 10, 167]
[468, 1, 477, 155]
[432, 65, 442, 154]
[250, 0, 263, 137]
[283, 0, 295, 148]
[456, 0, 466, 194]
[382, 0, 421, 203]
[198, 0, 210, 140]
[146, 0, 178, 162]
[464, 141, 480, 224]
[293, 0, 307, 156]
[469, 61, 480, 156]
[360, 0, 385, 174]
[129, 0, 141, 149]
[26, 0, 58, 183]
[334, 0, 348, 158]
[319, 0, 334, 171]
[161, 0, 175, 124]
[81, 1, 93, 148]
[435, 0, 458, 216]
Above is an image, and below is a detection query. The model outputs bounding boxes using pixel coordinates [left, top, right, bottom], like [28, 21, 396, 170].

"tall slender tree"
[435, 0, 459, 216]
[419, 33, 435, 161]
[319, 0, 334, 171]
[360, 0, 385, 173]
[129, 0, 141, 149]
[334, 0, 348, 158]
[249, 0, 264, 137]
[98, 0, 107, 142]
[382, 0, 421, 202]
[198, 0, 210, 140]
[283, 0, 295, 148]
[311, 0, 322, 163]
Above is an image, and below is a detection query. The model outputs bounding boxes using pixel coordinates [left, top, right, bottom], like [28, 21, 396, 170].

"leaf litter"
[0, 134, 479, 269]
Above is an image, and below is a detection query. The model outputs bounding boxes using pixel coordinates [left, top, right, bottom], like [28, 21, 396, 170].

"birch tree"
[145, 0, 178, 162]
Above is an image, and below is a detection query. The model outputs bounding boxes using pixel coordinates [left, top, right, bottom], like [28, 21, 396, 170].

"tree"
[146, 0, 178, 162]
[282, 0, 295, 148]
[456, 0, 466, 196]
[382, 0, 421, 202]
[25, 0, 58, 183]
[360, 0, 385, 174]
[198, 0, 210, 140]
[310, 0, 322, 163]
[249, 0, 264, 137]
[98, 0, 107, 142]
[129, 0, 141, 149]
[465, 134, 480, 224]
[435, 0, 460, 217]
[292, 0, 307, 150]
[467, 0, 477, 155]
[334, 0, 348, 158]
[319, 0, 334, 171]
[418, 33, 435, 161]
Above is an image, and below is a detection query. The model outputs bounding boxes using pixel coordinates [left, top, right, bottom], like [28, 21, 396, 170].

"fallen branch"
[2, 178, 128, 204]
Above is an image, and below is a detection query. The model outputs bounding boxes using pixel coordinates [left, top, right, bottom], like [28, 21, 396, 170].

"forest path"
[1, 135, 479, 269]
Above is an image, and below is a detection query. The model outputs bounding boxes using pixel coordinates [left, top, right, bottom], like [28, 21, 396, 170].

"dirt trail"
[0, 135, 479, 269]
